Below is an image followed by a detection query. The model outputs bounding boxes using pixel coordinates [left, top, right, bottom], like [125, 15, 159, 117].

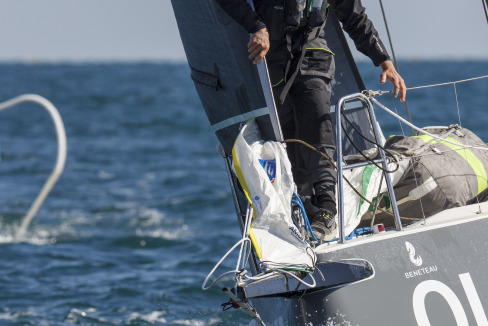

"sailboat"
[171, 1, 488, 325]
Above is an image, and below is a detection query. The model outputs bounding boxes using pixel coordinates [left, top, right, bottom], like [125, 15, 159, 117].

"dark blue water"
[0, 61, 487, 325]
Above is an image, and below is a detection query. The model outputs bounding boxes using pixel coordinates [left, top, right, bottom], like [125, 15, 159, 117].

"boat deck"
[315, 201, 488, 255]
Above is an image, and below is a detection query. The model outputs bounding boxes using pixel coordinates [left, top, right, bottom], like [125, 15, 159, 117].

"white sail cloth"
[232, 119, 315, 270]
[341, 160, 410, 233]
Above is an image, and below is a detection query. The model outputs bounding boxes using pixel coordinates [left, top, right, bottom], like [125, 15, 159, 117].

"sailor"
[215, 0, 406, 241]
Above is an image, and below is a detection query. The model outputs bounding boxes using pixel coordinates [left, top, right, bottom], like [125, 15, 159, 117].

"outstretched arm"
[331, 0, 406, 100]
[331, 0, 389, 66]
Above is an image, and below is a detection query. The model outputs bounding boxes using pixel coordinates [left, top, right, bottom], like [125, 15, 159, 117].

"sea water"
[0, 61, 487, 325]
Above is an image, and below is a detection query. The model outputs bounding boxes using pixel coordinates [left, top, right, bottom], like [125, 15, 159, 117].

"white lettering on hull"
[413, 279, 468, 326]
[459, 273, 488, 326]
[405, 265, 438, 279]
[412, 273, 487, 326]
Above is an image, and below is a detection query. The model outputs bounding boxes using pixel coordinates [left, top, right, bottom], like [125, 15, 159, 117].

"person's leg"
[289, 75, 337, 240]
[270, 72, 311, 190]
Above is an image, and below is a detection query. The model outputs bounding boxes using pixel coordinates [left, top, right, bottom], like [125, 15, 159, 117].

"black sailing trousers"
[274, 73, 337, 216]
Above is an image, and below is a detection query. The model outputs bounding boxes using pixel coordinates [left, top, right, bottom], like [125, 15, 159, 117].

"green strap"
[309, 1, 331, 12]
[359, 165, 377, 215]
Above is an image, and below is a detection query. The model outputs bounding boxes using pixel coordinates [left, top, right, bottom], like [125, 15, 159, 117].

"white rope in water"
[0, 94, 67, 240]
[369, 97, 488, 152]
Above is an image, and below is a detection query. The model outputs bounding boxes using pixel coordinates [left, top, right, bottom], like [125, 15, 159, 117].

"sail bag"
[232, 119, 315, 270]
[361, 126, 488, 226]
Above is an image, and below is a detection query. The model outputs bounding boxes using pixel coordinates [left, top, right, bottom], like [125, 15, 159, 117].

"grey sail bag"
[369, 126, 488, 225]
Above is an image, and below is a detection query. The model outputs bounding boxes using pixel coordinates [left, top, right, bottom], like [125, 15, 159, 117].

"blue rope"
[292, 193, 318, 241]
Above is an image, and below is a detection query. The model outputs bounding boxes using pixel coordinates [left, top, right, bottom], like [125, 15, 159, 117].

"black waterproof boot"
[310, 209, 337, 241]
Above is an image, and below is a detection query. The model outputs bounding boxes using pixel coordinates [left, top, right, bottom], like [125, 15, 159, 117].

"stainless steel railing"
[335, 93, 402, 243]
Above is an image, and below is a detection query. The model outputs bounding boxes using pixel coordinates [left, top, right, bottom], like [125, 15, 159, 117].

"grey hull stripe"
[212, 107, 269, 132]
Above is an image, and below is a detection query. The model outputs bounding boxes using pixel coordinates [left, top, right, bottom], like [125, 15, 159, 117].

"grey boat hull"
[244, 202, 488, 325]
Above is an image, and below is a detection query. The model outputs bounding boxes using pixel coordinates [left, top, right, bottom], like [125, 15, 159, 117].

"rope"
[340, 113, 400, 174]
[282, 139, 420, 221]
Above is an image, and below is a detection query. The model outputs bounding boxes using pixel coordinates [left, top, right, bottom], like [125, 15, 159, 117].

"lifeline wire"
[370, 89, 486, 215]
[368, 97, 488, 152]
[453, 83, 462, 127]
[373, 75, 488, 94]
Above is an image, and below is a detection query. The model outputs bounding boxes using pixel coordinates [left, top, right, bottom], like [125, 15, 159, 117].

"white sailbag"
[232, 119, 315, 270]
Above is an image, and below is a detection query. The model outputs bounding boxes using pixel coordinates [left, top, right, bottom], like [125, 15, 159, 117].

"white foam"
[173, 318, 221, 325]
[128, 311, 167, 324]
[135, 227, 189, 240]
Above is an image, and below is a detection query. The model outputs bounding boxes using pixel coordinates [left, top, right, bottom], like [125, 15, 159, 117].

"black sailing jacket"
[214, 0, 390, 83]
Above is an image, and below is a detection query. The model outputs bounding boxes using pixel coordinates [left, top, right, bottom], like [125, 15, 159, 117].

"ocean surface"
[0, 61, 487, 325]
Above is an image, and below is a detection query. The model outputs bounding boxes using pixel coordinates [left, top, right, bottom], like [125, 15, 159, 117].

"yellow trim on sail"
[443, 137, 487, 194]
[231, 123, 263, 259]
[411, 134, 433, 142]
[413, 135, 487, 194]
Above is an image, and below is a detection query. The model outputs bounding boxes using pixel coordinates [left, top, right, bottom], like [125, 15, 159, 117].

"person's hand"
[248, 28, 269, 64]
[380, 60, 406, 102]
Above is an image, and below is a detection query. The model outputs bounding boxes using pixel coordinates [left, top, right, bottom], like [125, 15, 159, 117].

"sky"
[0, 0, 487, 62]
